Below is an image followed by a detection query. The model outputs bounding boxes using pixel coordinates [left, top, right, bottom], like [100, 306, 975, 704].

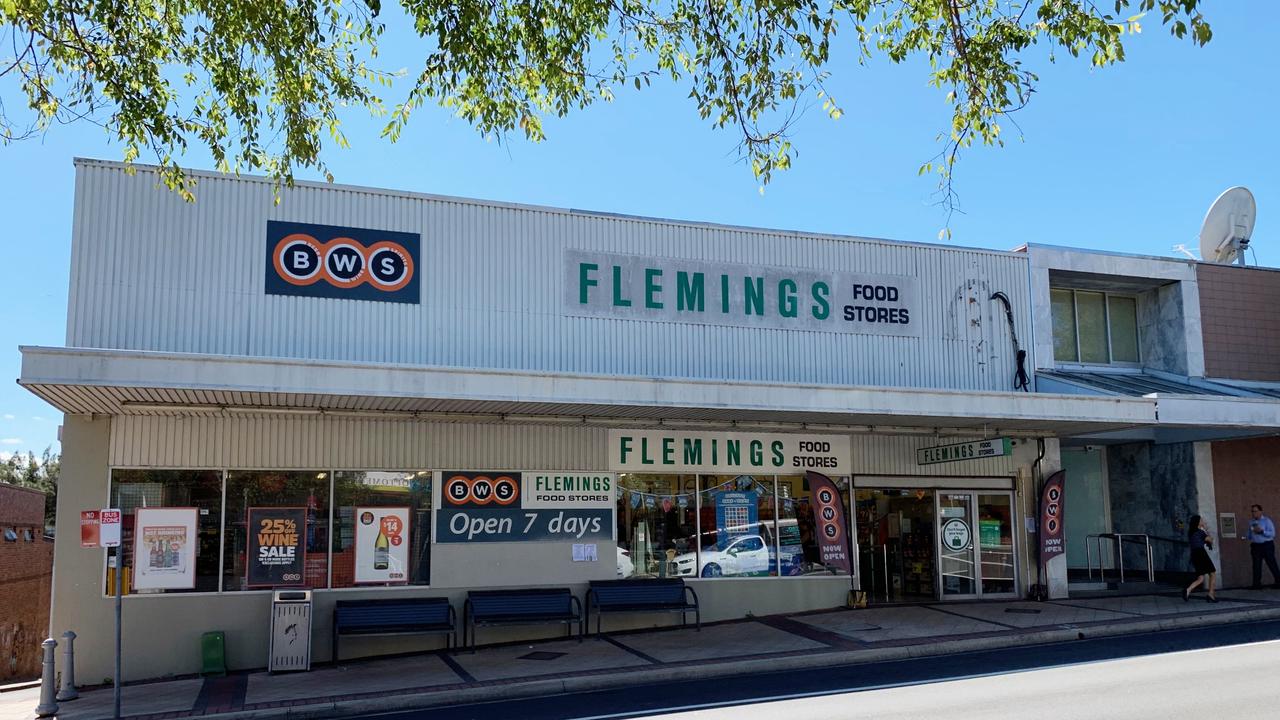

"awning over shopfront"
[20, 346, 1158, 437]
[1038, 369, 1280, 444]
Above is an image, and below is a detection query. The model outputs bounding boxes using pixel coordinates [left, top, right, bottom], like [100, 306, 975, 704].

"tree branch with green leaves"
[1, 0, 1210, 212]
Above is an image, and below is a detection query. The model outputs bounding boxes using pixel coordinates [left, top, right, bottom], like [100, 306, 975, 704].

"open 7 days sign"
[435, 472, 614, 543]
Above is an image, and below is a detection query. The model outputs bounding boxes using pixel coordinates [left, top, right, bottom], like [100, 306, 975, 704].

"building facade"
[28, 159, 1278, 684]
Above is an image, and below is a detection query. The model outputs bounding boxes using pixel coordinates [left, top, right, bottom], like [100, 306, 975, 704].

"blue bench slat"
[464, 589, 583, 651]
[586, 580, 699, 635]
[333, 598, 456, 661]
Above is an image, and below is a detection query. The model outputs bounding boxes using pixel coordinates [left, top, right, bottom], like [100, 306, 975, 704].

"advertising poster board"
[354, 507, 410, 584]
[714, 491, 758, 550]
[132, 507, 198, 590]
[247, 507, 307, 587]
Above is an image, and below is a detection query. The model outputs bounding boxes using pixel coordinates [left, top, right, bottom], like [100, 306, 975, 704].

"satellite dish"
[1198, 187, 1257, 264]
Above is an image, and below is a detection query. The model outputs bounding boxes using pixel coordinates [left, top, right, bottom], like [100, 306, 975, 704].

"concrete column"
[1194, 442, 1220, 569]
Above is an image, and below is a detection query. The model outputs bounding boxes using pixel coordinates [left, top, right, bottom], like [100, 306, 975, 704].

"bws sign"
[266, 221, 420, 304]
[436, 471, 614, 543]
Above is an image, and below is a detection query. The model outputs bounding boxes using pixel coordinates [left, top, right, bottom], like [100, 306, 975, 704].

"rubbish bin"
[269, 590, 312, 673]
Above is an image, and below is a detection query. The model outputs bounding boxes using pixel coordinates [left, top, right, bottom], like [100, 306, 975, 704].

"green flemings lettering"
[744, 277, 765, 316]
[749, 440, 764, 466]
[640, 436, 654, 464]
[612, 265, 631, 307]
[811, 282, 830, 319]
[645, 268, 663, 309]
[727, 440, 741, 465]
[779, 279, 798, 318]
[771, 441, 785, 467]
[579, 263, 598, 304]
[619, 436, 634, 464]
[662, 437, 675, 464]
[683, 439, 703, 465]
[677, 271, 705, 312]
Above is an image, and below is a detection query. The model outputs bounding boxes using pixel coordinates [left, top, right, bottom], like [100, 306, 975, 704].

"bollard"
[34, 638, 58, 717]
[57, 631, 79, 701]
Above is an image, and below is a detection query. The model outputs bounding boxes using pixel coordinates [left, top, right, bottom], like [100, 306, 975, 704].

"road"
[373, 620, 1280, 720]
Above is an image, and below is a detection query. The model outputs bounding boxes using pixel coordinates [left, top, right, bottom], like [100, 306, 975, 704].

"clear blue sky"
[0, 5, 1275, 458]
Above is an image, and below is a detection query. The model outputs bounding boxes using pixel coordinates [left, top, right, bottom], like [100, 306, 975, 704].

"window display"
[108, 469, 222, 594]
[615, 474, 696, 578]
[223, 471, 330, 592]
[332, 471, 431, 587]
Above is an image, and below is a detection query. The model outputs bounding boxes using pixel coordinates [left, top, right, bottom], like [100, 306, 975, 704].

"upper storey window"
[1051, 289, 1139, 365]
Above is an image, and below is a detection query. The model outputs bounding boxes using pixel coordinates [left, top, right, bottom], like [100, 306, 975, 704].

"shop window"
[690, 475, 777, 578]
[1050, 288, 1140, 366]
[222, 471, 330, 592]
[109, 469, 223, 594]
[616, 474, 696, 579]
[331, 471, 432, 587]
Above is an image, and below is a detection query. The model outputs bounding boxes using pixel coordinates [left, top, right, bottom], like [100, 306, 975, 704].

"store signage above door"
[916, 438, 1012, 466]
[565, 250, 921, 337]
[265, 220, 420, 304]
[608, 430, 852, 474]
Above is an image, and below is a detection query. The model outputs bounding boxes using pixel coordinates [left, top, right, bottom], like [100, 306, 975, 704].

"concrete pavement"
[5, 588, 1280, 720]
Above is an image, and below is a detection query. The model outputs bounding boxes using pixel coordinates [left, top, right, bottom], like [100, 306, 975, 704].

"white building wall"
[68, 160, 1031, 392]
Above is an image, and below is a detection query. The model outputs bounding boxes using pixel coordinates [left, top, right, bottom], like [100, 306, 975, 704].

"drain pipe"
[1030, 438, 1047, 600]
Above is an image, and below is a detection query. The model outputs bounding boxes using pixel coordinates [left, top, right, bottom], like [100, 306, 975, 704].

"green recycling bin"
[201, 631, 227, 677]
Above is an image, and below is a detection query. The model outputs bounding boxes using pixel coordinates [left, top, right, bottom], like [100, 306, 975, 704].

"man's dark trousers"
[1251, 540, 1280, 587]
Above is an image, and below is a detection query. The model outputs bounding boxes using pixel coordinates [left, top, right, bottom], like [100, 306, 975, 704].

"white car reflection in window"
[673, 535, 771, 578]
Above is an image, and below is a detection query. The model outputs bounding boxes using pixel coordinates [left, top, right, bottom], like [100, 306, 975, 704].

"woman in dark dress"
[1183, 514, 1218, 602]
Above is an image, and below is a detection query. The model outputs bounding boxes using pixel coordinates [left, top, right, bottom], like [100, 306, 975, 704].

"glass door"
[977, 492, 1018, 598]
[937, 492, 978, 598]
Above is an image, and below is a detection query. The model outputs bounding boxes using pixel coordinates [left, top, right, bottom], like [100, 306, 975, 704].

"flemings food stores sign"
[565, 250, 921, 337]
[609, 430, 852, 474]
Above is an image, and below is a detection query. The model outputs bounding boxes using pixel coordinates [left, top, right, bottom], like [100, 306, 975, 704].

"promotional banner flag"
[247, 507, 307, 588]
[1040, 470, 1067, 560]
[806, 471, 852, 574]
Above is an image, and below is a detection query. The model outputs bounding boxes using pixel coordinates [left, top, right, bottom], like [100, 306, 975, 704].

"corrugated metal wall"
[70, 161, 1032, 392]
[109, 416, 1015, 476]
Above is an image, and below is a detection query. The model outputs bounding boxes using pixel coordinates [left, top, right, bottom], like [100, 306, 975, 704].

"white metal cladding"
[108, 416, 609, 469]
[109, 416, 1016, 477]
[69, 160, 1032, 392]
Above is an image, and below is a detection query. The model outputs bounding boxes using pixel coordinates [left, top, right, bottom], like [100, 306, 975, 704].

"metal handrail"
[1085, 532, 1155, 584]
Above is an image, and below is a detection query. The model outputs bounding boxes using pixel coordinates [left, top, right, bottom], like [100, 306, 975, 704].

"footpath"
[4, 587, 1280, 720]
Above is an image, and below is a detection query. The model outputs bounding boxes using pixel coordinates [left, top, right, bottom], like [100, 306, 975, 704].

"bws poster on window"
[132, 507, 199, 590]
[354, 507, 410, 584]
[247, 507, 307, 588]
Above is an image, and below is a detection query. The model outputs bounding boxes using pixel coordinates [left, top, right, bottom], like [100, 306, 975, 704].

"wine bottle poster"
[354, 507, 410, 584]
[132, 507, 199, 590]
[246, 507, 307, 588]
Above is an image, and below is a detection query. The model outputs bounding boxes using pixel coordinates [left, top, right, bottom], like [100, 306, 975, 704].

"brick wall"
[1210, 437, 1280, 588]
[0, 483, 53, 681]
[1197, 264, 1280, 381]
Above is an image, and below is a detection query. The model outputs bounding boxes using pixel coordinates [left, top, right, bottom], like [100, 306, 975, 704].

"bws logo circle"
[444, 474, 519, 506]
[814, 485, 843, 542]
[274, 233, 413, 291]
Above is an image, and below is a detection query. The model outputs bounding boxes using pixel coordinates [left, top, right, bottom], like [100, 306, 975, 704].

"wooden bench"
[463, 588, 583, 652]
[586, 579, 700, 636]
[332, 597, 456, 661]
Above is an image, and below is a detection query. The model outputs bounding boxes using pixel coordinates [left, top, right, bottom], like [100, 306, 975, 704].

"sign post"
[97, 508, 123, 720]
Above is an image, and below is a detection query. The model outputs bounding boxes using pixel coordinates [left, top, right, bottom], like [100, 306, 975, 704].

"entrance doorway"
[855, 483, 1018, 602]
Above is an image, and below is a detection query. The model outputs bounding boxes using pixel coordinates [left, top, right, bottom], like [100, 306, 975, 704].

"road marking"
[565, 637, 1280, 720]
